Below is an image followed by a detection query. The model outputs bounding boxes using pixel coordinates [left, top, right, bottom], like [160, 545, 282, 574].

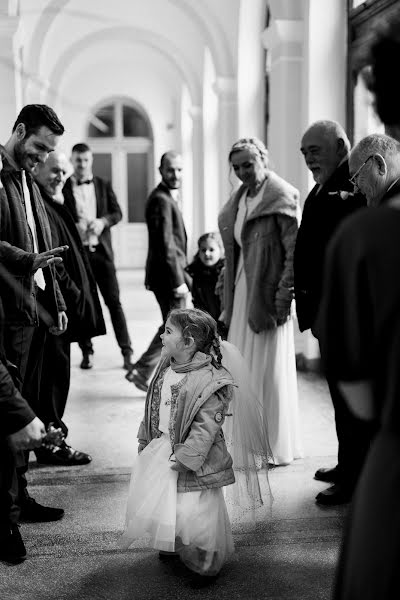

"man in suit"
[128, 151, 191, 392]
[33, 150, 106, 466]
[294, 120, 373, 505]
[0, 104, 67, 524]
[63, 143, 134, 371]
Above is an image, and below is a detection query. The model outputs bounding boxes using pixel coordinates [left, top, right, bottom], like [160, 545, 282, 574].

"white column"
[0, 16, 20, 140]
[187, 105, 204, 256]
[261, 9, 303, 191]
[262, 2, 319, 366]
[213, 76, 238, 210]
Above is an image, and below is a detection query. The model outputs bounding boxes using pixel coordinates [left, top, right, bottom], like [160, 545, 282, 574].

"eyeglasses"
[349, 155, 375, 189]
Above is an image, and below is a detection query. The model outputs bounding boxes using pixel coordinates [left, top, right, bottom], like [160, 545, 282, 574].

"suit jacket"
[39, 187, 106, 342]
[144, 182, 191, 293]
[63, 176, 122, 262]
[0, 151, 66, 327]
[294, 159, 366, 333]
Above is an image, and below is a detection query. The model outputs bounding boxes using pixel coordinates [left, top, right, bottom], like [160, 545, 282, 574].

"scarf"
[170, 351, 212, 373]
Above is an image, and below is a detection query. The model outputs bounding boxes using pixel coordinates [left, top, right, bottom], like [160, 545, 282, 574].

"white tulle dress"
[228, 187, 303, 465]
[119, 366, 234, 576]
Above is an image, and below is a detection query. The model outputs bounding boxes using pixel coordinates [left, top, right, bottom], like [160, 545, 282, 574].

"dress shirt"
[72, 175, 98, 247]
[21, 170, 46, 290]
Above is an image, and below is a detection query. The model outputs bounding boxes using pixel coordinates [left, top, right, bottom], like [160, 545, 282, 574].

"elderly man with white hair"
[294, 120, 370, 506]
[348, 133, 400, 206]
[32, 150, 106, 466]
[315, 131, 400, 598]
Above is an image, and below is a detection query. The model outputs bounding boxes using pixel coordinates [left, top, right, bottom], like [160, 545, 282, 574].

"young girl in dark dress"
[185, 232, 226, 337]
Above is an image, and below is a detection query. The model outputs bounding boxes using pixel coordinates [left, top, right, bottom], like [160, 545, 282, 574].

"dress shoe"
[123, 354, 134, 371]
[158, 550, 179, 560]
[315, 483, 352, 506]
[80, 354, 93, 369]
[314, 466, 341, 483]
[35, 441, 92, 466]
[0, 524, 26, 564]
[125, 368, 149, 392]
[19, 498, 64, 522]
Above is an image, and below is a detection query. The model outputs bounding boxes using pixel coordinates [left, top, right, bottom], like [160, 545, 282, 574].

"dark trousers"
[327, 376, 376, 492]
[79, 247, 132, 357]
[134, 288, 185, 381]
[0, 441, 20, 531]
[3, 323, 39, 507]
[36, 331, 70, 437]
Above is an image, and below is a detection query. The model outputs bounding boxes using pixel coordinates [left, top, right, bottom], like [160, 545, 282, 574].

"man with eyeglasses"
[294, 119, 368, 506]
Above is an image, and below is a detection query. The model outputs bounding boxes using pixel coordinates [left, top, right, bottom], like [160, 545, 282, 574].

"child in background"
[119, 308, 235, 577]
[185, 232, 226, 337]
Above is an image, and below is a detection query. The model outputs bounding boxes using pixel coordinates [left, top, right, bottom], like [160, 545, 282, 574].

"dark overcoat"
[40, 188, 106, 342]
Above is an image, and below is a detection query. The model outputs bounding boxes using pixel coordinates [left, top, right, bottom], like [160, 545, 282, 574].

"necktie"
[77, 179, 93, 186]
[21, 171, 46, 290]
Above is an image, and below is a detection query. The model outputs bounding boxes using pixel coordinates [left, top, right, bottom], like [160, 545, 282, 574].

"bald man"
[33, 151, 105, 466]
[128, 151, 192, 392]
[294, 120, 369, 506]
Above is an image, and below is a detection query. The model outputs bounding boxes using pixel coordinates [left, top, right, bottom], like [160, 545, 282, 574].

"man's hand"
[32, 246, 69, 272]
[88, 218, 106, 237]
[8, 417, 45, 451]
[49, 311, 68, 336]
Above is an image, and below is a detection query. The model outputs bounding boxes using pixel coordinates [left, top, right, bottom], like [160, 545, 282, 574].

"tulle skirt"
[228, 267, 303, 465]
[221, 341, 273, 525]
[119, 434, 234, 575]
[119, 434, 178, 552]
[175, 488, 234, 576]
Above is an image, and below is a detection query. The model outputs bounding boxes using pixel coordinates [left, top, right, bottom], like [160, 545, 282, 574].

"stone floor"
[0, 271, 347, 600]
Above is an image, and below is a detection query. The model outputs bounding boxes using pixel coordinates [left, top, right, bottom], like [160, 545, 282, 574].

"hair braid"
[211, 335, 223, 368]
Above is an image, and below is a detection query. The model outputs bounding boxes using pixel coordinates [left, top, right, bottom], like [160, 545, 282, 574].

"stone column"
[213, 76, 238, 210]
[262, 2, 319, 367]
[187, 105, 204, 255]
[0, 16, 20, 141]
[261, 5, 303, 192]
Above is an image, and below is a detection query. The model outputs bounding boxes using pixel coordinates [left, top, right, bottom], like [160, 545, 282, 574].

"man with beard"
[127, 151, 191, 392]
[33, 150, 106, 465]
[0, 104, 67, 524]
[294, 120, 371, 505]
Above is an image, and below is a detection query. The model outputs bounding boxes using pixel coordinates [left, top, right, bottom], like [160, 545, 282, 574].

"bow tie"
[77, 179, 93, 186]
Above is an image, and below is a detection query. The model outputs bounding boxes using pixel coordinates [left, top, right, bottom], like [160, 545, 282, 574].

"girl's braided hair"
[168, 308, 222, 368]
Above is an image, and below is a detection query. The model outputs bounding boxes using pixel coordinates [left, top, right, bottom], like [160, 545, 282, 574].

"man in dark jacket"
[33, 150, 106, 466]
[63, 143, 133, 371]
[128, 151, 191, 392]
[0, 105, 67, 523]
[0, 288, 46, 564]
[294, 120, 372, 505]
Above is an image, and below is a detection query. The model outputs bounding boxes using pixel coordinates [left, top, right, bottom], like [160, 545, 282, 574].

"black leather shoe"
[315, 483, 352, 506]
[158, 550, 179, 560]
[80, 354, 93, 369]
[0, 524, 26, 564]
[314, 466, 341, 483]
[20, 498, 64, 522]
[125, 368, 148, 391]
[35, 442, 92, 466]
[123, 354, 134, 371]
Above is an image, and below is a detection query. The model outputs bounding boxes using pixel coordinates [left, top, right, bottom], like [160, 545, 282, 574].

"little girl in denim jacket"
[119, 308, 235, 577]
